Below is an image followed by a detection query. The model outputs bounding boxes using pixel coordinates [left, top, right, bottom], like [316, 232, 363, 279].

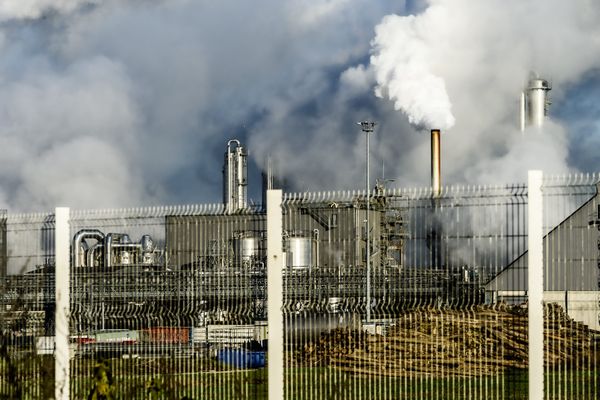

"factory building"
[486, 184, 600, 329]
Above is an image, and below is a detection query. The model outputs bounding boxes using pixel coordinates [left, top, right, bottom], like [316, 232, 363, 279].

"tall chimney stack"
[431, 129, 441, 198]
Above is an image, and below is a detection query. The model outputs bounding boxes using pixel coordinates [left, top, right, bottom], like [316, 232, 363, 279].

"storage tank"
[140, 234, 155, 265]
[286, 236, 317, 269]
[232, 234, 263, 263]
[526, 78, 551, 127]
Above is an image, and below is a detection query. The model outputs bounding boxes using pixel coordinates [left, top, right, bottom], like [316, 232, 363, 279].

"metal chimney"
[431, 129, 441, 197]
[521, 74, 551, 131]
[223, 139, 248, 213]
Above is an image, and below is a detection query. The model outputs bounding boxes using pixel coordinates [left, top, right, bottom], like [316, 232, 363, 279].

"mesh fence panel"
[542, 175, 599, 399]
[67, 205, 267, 399]
[283, 186, 530, 399]
[0, 211, 55, 399]
[0, 173, 599, 399]
[283, 177, 598, 399]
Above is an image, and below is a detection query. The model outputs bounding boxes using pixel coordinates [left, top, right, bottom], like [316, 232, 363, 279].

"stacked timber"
[297, 303, 595, 377]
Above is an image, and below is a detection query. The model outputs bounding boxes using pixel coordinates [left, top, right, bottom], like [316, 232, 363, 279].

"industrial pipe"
[86, 242, 103, 268]
[431, 129, 441, 198]
[72, 229, 105, 269]
[313, 229, 319, 269]
[104, 233, 127, 269]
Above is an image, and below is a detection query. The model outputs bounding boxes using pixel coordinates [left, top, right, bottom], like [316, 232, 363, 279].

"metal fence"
[0, 171, 599, 399]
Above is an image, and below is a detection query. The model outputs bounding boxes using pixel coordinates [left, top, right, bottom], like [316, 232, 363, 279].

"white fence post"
[55, 207, 70, 400]
[528, 171, 544, 400]
[267, 190, 284, 400]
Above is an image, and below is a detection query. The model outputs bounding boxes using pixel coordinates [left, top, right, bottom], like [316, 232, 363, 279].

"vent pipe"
[223, 139, 248, 213]
[431, 129, 441, 198]
[521, 75, 551, 131]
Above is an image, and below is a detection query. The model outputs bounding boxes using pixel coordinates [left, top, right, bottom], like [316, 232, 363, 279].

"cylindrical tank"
[286, 237, 315, 269]
[526, 78, 551, 128]
[140, 234, 154, 252]
[223, 139, 248, 213]
[233, 236, 262, 262]
[140, 234, 155, 265]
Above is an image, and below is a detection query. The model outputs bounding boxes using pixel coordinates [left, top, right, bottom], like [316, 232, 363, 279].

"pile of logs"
[297, 303, 596, 377]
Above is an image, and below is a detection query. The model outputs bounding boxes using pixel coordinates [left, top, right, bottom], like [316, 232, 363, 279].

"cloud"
[0, 55, 143, 209]
[0, 0, 599, 212]
[0, 0, 98, 21]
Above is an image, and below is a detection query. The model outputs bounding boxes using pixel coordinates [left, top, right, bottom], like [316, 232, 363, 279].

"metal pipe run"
[72, 229, 105, 269]
[86, 242, 103, 268]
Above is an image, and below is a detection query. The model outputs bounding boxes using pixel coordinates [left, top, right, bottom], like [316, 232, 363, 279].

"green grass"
[284, 367, 600, 400]
[2, 358, 599, 399]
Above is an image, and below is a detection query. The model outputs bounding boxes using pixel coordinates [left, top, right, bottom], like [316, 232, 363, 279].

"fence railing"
[0, 171, 599, 399]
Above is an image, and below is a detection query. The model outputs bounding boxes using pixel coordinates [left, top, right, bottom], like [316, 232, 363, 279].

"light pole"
[358, 121, 376, 322]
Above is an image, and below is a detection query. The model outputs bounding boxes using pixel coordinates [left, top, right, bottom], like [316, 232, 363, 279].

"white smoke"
[368, 0, 600, 184]
[0, 56, 143, 210]
[0, 0, 598, 213]
[371, 13, 455, 130]
[0, 0, 97, 20]
[0, 0, 405, 211]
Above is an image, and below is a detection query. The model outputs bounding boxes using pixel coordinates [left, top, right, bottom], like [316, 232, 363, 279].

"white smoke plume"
[0, 0, 97, 20]
[0, 0, 405, 211]
[368, 0, 600, 185]
[370, 14, 455, 130]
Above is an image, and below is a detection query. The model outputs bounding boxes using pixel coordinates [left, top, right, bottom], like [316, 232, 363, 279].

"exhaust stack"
[431, 129, 441, 198]
[223, 139, 248, 214]
[521, 74, 551, 131]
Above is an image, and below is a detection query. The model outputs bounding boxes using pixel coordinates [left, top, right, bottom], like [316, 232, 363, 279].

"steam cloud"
[370, 14, 455, 130]
[0, 0, 598, 211]
[0, 0, 97, 20]
[366, 0, 600, 186]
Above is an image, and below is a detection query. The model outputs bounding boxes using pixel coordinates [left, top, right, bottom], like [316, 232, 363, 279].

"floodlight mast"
[358, 121, 376, 322]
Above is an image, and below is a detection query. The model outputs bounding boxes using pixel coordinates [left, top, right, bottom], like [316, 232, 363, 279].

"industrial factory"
[0, 73, 598, 363]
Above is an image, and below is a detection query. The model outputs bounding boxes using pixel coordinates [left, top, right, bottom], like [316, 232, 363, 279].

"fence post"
[55, 207, 70, 400]
[528, 171, 543, 400]
[267, 190, 284, 400]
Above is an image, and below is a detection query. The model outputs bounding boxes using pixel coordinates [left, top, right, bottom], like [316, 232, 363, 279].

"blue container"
[218, 349, 266, 368]
[248, 351, 266, 368]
